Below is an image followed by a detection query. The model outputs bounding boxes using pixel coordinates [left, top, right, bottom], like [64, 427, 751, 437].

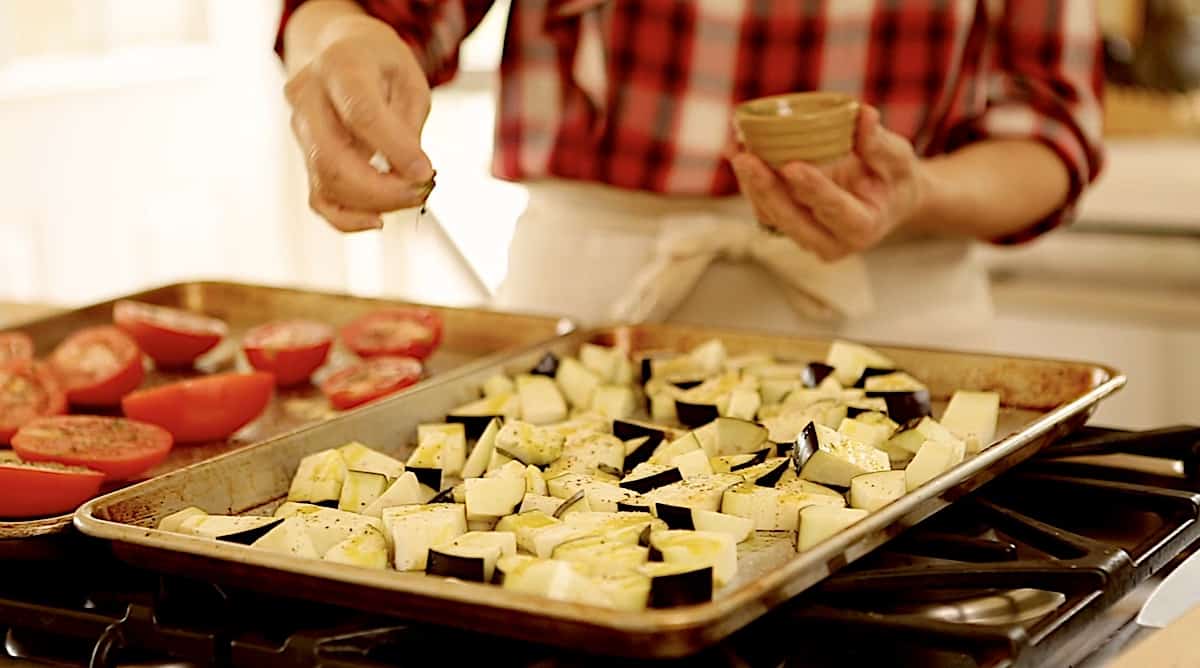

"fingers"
[308, 191, 383, 233]
[317, 53, 434, 183]
[288, 73, 433, 219]
[780, 161, 886, 252]
[731, 154, 847, 261]
[854, 105, 915, 183]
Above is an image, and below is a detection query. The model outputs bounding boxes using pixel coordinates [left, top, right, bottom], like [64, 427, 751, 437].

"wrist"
[905, 157, 952, 235]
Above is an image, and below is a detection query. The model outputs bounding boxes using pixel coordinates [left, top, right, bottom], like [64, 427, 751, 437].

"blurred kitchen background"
[0, 0, 1197, 427]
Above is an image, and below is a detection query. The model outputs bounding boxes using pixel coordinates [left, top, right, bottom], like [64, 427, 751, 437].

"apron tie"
[609, 215, 876, 324]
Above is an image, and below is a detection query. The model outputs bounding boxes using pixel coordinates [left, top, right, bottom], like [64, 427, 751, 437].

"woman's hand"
[284, 10, 436, 232]
[731, 106, 930, 261]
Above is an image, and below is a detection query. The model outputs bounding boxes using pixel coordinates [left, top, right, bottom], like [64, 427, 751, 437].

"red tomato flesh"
[0, 332, 34, 365]
[341, 308, 443, 360]
[11, 415, 173, 481]
[243, 320, 334, 387]
[113, 300, 227, 367]
[121, 371, 274, 443]
[320, 356, 423, 410]
[51, 325, 144, 406]
[0, 457, 105, 518]
[0, 361, 67, 445]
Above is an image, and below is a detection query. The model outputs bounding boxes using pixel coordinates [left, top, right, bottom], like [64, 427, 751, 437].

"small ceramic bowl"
[733, 92, 860, 167]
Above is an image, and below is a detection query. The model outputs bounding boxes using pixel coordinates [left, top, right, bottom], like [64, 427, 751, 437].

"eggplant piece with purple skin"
[853, 367, 897, 388]
[613, 419, 668, 443]
[744, 459, 791, 488]
[215, 518, 285, 546]
[645, 564, 714, 608]
[622, 435, 658, 472]
[866, 389, 933, 424]
[446, 414, 499, 440]
[618, 501, 653, 514]
[728, 449, 771, 471]
[675, 400, 720, 428]
[426, 550, 488, 582]
[530, 352, 560, 378]
[801, 362, 837, 388]
[654, 503, 697, 530]
[407, 466, 443, 494]
[792, 422, 820, 472]
[620, 467, 684, 494]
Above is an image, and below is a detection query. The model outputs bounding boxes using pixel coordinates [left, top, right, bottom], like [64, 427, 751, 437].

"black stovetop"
[4, 426, 1200, 668]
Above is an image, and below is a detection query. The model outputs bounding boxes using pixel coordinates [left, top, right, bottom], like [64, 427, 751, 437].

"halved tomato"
[0, 361, 67, 445]
[121, 371, 274, 443]
[11, 415, 173, 481]
[113, 300, 227, 367]
[51, 325, 144, 406]
[243, 320, 334, 387]
[319, 356, 423, 410]
[0, 332, 34, 365]
[340, 308, 443, 360]
[0, 455, 105, 518]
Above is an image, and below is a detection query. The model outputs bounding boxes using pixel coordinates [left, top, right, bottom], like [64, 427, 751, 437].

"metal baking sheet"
[75, 323, 1125, 657]
[2, 281, 571, 538]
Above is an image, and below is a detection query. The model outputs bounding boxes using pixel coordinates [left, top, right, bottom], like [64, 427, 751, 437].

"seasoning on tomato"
[113, 300, 227, 368]
[340, 308, 443, 360]
[0, 332, 34, 365]
[319, 356, 423, 410]
[50, 325, 145, 406]
[121, 371, 274, 443]
[11, 415, 173, 481]
[0, 361, 67, 445]
[242, 320, 334, 387]
[0, 455, 105, 518]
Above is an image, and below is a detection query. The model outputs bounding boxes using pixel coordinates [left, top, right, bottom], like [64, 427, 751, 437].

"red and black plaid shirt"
[279, 0, 1105, 243]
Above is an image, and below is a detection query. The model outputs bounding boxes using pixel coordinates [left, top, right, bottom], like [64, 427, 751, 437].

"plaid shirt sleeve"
[277, 1, 495, 86]
[948, 0, 1106, 244]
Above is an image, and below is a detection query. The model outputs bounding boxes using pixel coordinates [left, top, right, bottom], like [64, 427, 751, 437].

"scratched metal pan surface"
[75, 323, 1125, 658]
[1, 281, 571, 539]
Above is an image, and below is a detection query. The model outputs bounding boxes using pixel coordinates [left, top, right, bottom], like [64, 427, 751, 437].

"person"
[276, 1, 1103, 348]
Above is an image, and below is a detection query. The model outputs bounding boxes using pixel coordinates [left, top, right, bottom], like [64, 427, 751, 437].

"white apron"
[492, 180, 996, 351]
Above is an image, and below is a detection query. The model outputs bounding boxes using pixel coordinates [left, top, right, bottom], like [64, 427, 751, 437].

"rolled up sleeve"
[277, 0, 495, 86]
[950, 0, 1106, 244]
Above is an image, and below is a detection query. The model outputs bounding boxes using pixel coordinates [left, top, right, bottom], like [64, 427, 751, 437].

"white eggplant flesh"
[905, 438, 967, 492]
[158, 506, 207, 533]
[649, 432, 702, 465]
[274, 503, 385, 556]
[460, 417, 501, 479]
[837, 417, 893, 449]
[799, 424, 890, 488]
[323, 529, 389, 569]
[361, 472, 423, 518]
[287, 449, 347, 505]
[338, 469, 389, 514]
[642, 474, 744, 513]
[525, 465, 547, 495]
[825, 340, 895, 387]
[519, 493, 564, 515]
[516, 374, 568, 425]
[797, 506, 869, 551]
[849, 470, 907, 512]
[252, 516, 320, 559]
[724, 387, 761, 421]
[416, 423, 467, 476]
[939, 390, 1000, 454]
[464, 476, 526, 518]
[592, 385, 637, 420]
[555, 357, 600, 409]
[337, 442, 405, 479]
[384, 503, 468, 571]
[671, 448, 713, 479]
[690, 509, 754, 543]
[483, 374, 516, 398]
[495, 420, 565, 466]
[720, 484, 844, 531]
[650, 529, 737, 586]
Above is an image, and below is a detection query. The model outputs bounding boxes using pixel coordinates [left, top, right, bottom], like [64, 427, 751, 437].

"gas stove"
[3, 426, 1199, 668]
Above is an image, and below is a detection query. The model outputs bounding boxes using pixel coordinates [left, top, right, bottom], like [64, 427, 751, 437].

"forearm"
[912, 139, 1072, 241]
